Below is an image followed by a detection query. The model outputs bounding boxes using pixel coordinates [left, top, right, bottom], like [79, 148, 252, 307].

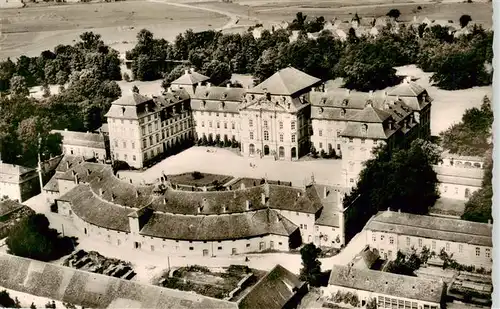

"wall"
[0, 181, 22, 202]
[438, 182, 481, 201]
[314, 225, 342, 248]
[326, 285, 441, 309]
[366, 229, 493, 270]
[441, 158, 484, 169]
[2, 288, 84, 309]
[63, 145, 106, 161]
[341, 137, 384, 187]
[193, 109, 241, 143]
[310, 119, 346, 157]
[276, 209, 316, 243]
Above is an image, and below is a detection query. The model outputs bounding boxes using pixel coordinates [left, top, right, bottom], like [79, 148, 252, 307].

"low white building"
[364, 210, 492, 270]
[434, 165, 484, 201]
[0, 161, 40, 202]
[52, 129, 107, 162]
[326, 265, 445, 309]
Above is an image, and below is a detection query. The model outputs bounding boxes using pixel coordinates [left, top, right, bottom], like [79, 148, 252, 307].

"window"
[131, 142, 135, 149]
[372, 234, 376, 242]
[381, 235, 385, 241]
[124, 154, 128, 160]
[202, 121, 205, 127]
[133, 155, 136, 161]
[432, 241, 436, 250]
[291, 134, 296, 142]
[459, 244, 463, 253]
[114, 140, 118, 147]
[216, 112, 219, 117]
[418, 238, 422, 247]
[148, 124, 152, 133]
[486, 248, 491, 258]
[406, 237, 410, 246]
[349, 138, 354, 143]
[361, 138, 365, 144]
[279, 134, 284, 142]
[224, 113, 227, 117]
[264, 131, 269, 141]
[246, 243, 250, 247]
[232, 122, 235, 130]
[263, 120, 268, 128]
[224, 122, 227, 129]
[151, 245, 154, 252]
[155, 121, 159, 130]
[446, 243, 450, 251]
[149, 136, 153, 145]
[250, 132, 254, 140]
[304, 224, 307, 229]
[319, 129, 323, 137]
[291, 121, 296, 130]
[189, 247, 194, 250]
[156, 134, 159, 143]
[389, 237, 394, 244]
[142, 139, 147, 148]
[218, 246, 222, 250]
[444, 186, 448, 193]
[476, 247, 480, 256]
[279, 121, 283, 129]
[209, 121, 213, 128]
[249, 119, 253, 127]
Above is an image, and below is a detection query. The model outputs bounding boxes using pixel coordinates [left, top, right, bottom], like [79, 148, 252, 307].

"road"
[22, 192, 367, 285]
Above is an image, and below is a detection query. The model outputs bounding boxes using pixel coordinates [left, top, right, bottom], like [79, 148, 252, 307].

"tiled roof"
[328, 265, 445, 303]
[58, 185, 132, 232]
[436, 175, 482, 187]
[313, 185, 343, 227]
[55, 155, 86, 173]
[238, 264, 305, 309]
[171, 70, 210, 85]
[110, 92, 152, 106]
[388, 80, 425, 97]
[0, 199, 25, 217]
[190, 86, 245, 113]
[140, 208, 298, 241]
[341, 122, 390, 139]
[52, 130, 106, 149]
[351, 246, 379, 270]
[310, 89, 381, 109]
[348, 105, 391, 123]
[0, 253, 237, 309]
[43, 173, 61, 192]
[249, 67, 321, 96]
[365, 211, 492, 247]
[0, 162, 34, 176]
[434, 165, 484, 187]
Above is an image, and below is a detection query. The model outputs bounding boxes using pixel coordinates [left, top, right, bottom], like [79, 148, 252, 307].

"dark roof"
[0, 253, 237, 309]
[328, 265, 445, 303]
[351, 246, 379, 270]
[171, 70, 210, 85]
[310, 184, 343, 227]
[52, 130, 106, 149]
[387, 80, 425, 97]
[140, 208, 298, 241]
[310, 89, 380, 109]
[190, 86, 245, 113]
[0, 199, 25, 217]
[58, 185, 132, 232]
[249, 67, 321, 96]
[365, 211, 492, 247]
[0, 162, 34, 176]
[238, 264, 305, 309]
[111, 92, 152, 106]
[348, 104, 391, 123]
[56, 155, 86, 173]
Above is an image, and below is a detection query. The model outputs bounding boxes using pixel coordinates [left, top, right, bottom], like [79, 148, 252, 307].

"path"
[257, 1, 454, 12]
[146, 0, 261, 31]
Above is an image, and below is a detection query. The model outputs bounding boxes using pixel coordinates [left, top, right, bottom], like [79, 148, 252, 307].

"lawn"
[429, 197, 466, 217]
[167, 172, 233, 187]
[0, 0, 228, 59]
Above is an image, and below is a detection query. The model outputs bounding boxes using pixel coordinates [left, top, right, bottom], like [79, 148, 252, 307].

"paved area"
[119, 146, 344, 187]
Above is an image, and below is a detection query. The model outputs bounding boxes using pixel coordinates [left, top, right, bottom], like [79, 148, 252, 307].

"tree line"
[0, 32, 121, 167]
[125, 11, 492, 91]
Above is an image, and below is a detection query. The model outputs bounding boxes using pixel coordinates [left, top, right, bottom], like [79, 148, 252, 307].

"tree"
[0, 290, 18, 308]
[0, 58, 16, 92]
[299, 243, 322, 286]
[162, 64, 190, 90]
[10, 75, 30, 97]
[345, 139, 440, 215]
[42, 83, 51, 98]
[386, 9, 401, 20]
[459, 14, 472, 28]
[462, 147, 492, 223]
[201, 60, 232, 86]
[132, 85, 140, 93]
[386, 250, 421, 276]
[6, 213, 76, 262]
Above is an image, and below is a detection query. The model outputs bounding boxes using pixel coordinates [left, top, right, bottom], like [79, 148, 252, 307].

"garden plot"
[63, 249, 136, 280]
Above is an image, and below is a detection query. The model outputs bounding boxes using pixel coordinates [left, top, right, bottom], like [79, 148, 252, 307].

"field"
[167, 172, 233, 187]
[0, 0, 229, 59]
[0, 0, 493, 60]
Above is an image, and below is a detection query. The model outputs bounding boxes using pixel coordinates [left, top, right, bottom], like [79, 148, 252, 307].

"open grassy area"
[167, 172, 233, 187]
[0, 0, 228, 59]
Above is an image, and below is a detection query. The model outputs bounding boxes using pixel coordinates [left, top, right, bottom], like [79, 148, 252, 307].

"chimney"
[346, 89, 351, 95]
[207, 82, 211, 88]
[190, 68, 195, 73]
[398, 209, 401, 213]
[488, 219, 492, 225]
[111, 193, 115, 202]
[413, 16, 417, 22]
[86, 169, 91, 176]
[167, 87, 172, 93]
[261, 192, 266, 205]
[71, 170, 76, 177]
[223, 206, 228, 213]
[74, 174, 79, 184]
[226, 83, 231, 88]
[405, 76, 411, 84]
[99, 188, 103, 196]
[197, 206, 202, 213]
[387, 207, 391, 212]
[245, 200, 251, 211]
[66, 161, 70, 169]
[323, 87, 327, 93]
[184, 69, 189, 75]
[135, 190, 139, 198]
[369, 90, 373, 97]
[404, 119, 409, 128]
[197, 82, 202, 87]
[388, 119, 393, 130]
[323, 186, 328, 198]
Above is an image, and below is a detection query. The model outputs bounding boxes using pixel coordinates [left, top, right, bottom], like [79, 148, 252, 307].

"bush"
[192, 171, 203, 180]
[0, 290, 18, 308]
[112, 160, 130, 173]
[123, 72, 131, 82]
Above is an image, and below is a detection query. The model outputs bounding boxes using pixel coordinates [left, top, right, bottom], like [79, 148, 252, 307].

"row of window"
[373, 233, 491, 258]
[377, 296, 427, 309]
[443, 185, 472, 198]
[114, 153, 137, 161]
[249, 119, 296, 130]
[248, 131, 296, 142]
[200, 111, 236, 118]
[141, 120, 190, 136]
[201, 121, 236, 130]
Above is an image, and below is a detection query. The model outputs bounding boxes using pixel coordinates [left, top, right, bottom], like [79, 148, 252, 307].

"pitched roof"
[0, 199, 25, 217]
[190, 86, 245, 113]
[171, 70, 210, 85]
[52, 130, 106, 149]
[249, 67, 321, 96]
[238, 264, 305, 309]
[348, 104, 391, 123]
[0, 162, 34, 176]
[341, 122, 390, 139]
[328, 265, 445, 303]
[110, 92, 152, 106]
[365, 211, 492, 247]
[434, 165, 484, 186]
[350, 246, 379, 270]
[310, 184, 343, 227]
[387, 80, 426, 97]
[140, 208, 298, 241]
[0, 253, 237, 309]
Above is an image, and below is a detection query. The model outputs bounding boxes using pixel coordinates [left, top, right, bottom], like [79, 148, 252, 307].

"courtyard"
[118, 146, 344, 187]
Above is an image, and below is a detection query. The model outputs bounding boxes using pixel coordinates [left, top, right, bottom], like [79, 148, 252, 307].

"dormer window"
[361, 124, 368, 134]
[222, 93, 227, 99]
[342, 99, 349, 106]
[340, 108, 346, 117]
[205, 91, 210, 97]
[202, 100, 207, 108]
[266, 92, 271, 101]
[321, 98, 327, 104]
[220, 102, 225, 109]
[319, 107, 324, 114]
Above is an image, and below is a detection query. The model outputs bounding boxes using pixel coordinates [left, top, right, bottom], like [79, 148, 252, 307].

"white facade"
[193, 110, 241, 143]
[438, 182, 481, 201]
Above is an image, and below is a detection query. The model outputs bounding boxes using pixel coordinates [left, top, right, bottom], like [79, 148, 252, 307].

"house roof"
[110, 92, 152, 106]
[0, 253, 237, 309]
[0, 162, 34, 176]
[348, 104, 391, 123]
[387, 80, 426, 97]
[441, 150, 484, 163]
[350, 246, 379, 270]
[140, 208, 298, 241]
[52, 130, 106, 149]
[238, 264, 305, 309]
[0, 199, 25, 217]
[434, 165, 484, 187]
[249, 67, 321, 96]
[364, 210, 492, 247]
[328, 265, 445, 304]
[312, 185, 343, 227]
[341, 121, 391, 140]
[190, 86, 245, 113]
[171, 70, 210, 86]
